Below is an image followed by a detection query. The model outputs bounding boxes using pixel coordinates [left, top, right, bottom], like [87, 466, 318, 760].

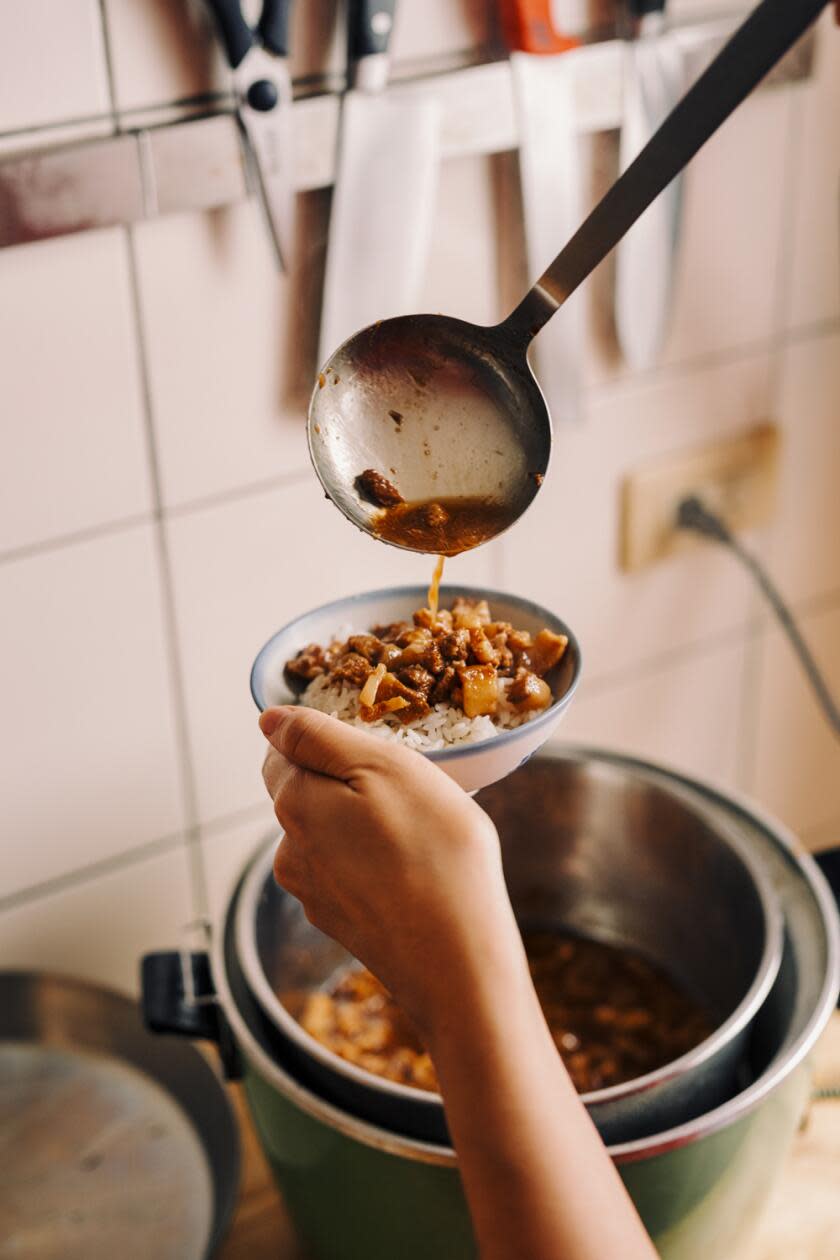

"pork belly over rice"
[284, 598, 568, 735]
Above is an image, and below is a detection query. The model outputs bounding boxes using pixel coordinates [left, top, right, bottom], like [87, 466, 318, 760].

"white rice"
[298, 671, 541, 752]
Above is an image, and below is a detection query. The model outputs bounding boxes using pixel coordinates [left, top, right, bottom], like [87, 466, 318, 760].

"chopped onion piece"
[359, 662, 386, 707]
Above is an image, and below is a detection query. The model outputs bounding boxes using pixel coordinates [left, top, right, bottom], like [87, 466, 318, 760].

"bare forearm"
[425, 923, 657, 1260]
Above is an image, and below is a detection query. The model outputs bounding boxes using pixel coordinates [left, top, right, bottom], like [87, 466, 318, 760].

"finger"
[262, 746, 295, 800]
[272, 834, 307, 901]
[259, 705, 389, 782]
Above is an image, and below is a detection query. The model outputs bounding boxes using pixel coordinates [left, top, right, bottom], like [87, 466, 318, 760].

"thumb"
[259, 705, 389, 781]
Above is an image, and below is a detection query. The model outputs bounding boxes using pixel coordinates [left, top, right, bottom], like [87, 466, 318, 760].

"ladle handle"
[506, 0, 828, 340]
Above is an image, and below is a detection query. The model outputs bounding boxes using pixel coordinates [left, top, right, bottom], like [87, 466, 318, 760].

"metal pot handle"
[812, 849, 840, 1009]
[141, 951, 242, 1079]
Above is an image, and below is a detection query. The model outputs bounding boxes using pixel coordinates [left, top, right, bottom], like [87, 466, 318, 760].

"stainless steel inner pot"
[236, 752, 783, 1145]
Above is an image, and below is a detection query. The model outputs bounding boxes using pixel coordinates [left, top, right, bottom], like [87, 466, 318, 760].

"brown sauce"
[287, 930, 713, 1096]
[372, 495, 515, 556]
[427, 555, 445, 620]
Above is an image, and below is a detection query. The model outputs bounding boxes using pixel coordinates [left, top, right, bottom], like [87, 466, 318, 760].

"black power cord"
[676, 496, 840, 743]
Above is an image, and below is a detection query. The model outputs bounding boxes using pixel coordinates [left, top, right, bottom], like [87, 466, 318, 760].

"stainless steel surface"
[235, 753, 783, 1145]
[308, 0, 826, 549]
[0, 133, 145, 248]
[308, 314, 549, 550]
[210, 745, 840, 1165]
[0, 972, 239, 1259]
[0, 117, 249, 250]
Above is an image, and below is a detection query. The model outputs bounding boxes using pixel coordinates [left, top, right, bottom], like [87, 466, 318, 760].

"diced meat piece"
[452, 596, 491, 629]
[440, 628, 470, 661]
[332, 652, 374, 688]
[374, 673, 430, 724]
[434, 608, 453, 632]
[484, 621, 512, 638]
[430, 665, 457, 704]
[355, 468, 404, 507]
[469, 627, 500, 666]
[491, 634, 514, 673]
[394, 640, 444, 676]
[378, 642, 402, 667]
[347, 634, 385, 662]
[283, 643, 333, 693]
[528, 629, 569, 676]
[397, 665, 435, 698]
[413, 608, 436, 629]
[457, 663, 499, 717]
[506, 668, 552, 713]
[370, 620, 411, 643]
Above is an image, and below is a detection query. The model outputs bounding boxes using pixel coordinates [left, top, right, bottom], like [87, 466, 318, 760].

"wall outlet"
[620, 423, 780, 573]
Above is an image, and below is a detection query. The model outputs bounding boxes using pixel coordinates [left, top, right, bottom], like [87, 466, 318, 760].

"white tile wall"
[501, 351, 771, 681]
[0, 229, 152, 555]
[0, 0, 109, 132]
[102, 0, 232, 113]
[132, 201, 314, 509]
[201, 812, 275, 924]
[0, 845, 192, 994]
[555, 637, 747, 790]
[0, 526, 186, 897]
[0, 4, 838, 996]
[767, 330, 840, 605]
[752, 597, 840, 838]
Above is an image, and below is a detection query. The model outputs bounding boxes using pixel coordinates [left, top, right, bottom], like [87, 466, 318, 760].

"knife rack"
[0, 14, 814, 252]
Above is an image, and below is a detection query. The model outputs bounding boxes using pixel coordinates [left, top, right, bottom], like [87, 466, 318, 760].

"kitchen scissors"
[204, 0, 296, 271]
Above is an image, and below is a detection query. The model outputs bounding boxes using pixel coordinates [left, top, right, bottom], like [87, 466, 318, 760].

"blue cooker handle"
[141, 951, 242, 1078]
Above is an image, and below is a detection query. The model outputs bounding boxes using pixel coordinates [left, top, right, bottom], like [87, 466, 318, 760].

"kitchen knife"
[506, 0, 584, 424]
[317, 0, 441, 365]
[204, 0, 296, 272]
[614, 0, 685, 370]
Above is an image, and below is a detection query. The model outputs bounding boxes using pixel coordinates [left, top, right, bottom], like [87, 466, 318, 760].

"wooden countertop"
[217, 1015, 840, 1260]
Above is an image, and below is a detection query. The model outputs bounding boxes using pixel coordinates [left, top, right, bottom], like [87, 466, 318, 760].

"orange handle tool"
[498, 0, 579, 53]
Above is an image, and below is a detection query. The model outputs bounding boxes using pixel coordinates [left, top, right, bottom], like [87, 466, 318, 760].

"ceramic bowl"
[249, 584, 582, 794]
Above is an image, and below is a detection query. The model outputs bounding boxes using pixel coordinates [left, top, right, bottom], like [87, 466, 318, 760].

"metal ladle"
[309, 0, 826, 553]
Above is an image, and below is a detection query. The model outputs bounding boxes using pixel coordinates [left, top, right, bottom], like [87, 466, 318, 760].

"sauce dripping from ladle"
[427, 554, 445, 622]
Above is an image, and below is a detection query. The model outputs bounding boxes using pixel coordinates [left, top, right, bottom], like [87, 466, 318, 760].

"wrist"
[416, 901, 537, 1056]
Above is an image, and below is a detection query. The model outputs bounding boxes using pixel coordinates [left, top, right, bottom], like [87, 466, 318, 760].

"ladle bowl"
[308, 314, 551, 550]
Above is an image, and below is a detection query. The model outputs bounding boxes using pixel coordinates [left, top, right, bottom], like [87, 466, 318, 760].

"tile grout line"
[581, 576, 840, 703]
[97, 0, 209, 920]
[0, 510, 153, 568]
[124, 229, 209, 915]
[1, 307, 836, 572]
[0, 830, 188, 916]
[0, 800, 275, 919]
[163, 467, 312, 520]
[584, 316, 840, 409]
[0, 469, 314, 571]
